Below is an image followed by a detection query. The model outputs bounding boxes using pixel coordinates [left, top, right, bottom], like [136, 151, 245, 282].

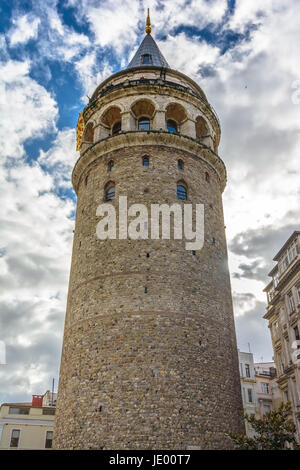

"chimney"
[32, 395, 43, 407]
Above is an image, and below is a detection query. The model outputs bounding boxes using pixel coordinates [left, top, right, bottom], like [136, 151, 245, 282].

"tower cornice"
[72, 130, 227, 194]
[90, 67, 209, 104]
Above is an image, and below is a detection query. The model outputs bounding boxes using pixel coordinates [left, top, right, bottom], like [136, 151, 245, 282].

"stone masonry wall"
[53, 141, 244, 449]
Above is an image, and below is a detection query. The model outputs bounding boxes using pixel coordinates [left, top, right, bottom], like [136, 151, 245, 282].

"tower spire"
[145, 8, 152, 35]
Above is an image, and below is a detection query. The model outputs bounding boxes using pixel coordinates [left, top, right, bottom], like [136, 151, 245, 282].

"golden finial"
[145, 8, 152, 34]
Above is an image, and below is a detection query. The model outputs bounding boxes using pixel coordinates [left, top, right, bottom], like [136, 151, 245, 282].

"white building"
[238, 350, 257, 436]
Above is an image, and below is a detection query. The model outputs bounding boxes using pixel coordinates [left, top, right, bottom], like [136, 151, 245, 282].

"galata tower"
[53, 11, 244, 450]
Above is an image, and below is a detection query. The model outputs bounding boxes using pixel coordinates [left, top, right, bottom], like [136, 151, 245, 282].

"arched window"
[112, 121, 121, 135]
[167, 119, 178, 133]
[84, 122, 94, 143]
[205, 171, 210, 182]
[138, 117, 150, 131]
[196, 116, 209, 139]
[104, 182, 115, 201]
[178, 159, 184, 170]
[142, 156, 149, 167]
[108, 160, 114, 172]
[177, 183, 187, 200]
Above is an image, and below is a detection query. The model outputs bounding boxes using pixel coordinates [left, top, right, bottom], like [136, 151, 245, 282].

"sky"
[0, 0, 300, 403]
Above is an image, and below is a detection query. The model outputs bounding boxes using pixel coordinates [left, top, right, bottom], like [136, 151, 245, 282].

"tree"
[229, 402, 300, 450]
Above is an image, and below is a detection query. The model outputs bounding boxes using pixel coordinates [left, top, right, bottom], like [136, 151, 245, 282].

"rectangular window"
[261, 382, 269, 394]
[297, 284, 300, 304]
[284, 390, 289, 402]
[10, 429, 20, 448]
[247, 389, 253, 403]
[245, 364, 250, 378]
[263, 405, 271, 414]
[288, 292, 295, 313]
[45, 430, 53, 449]
[9, 407, 29, 415]
[42, 408, 55, 415]
[288, 240, 298, 262]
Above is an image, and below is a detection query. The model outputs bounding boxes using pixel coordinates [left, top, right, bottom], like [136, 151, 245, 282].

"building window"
[10, 429, 20, 448]
[45, 430, 53, 449]
[284, 390, 289, 402]
[9, 407, 29, 415]
[287, 292, 295, 313]
[42, 408, 55, 415]
[247, 389, 253, 403]
[108, 160, 114, 172]
[142, 156, 149, 167]
[177, 184, 187, 200]
[112, 121, 121, 135]
[178, 159, 184, 170]
[167, 119, 178, 133]
[83, 122, 94, 143]
[294, 326, 300, 350]
[205, 171, 210, 182]
[245, 364, 250, 378]
[104, 182, 115, 202]
[263, 405, 271, 414]
[142, 54, 151, 64]
[138, 117, 150, 131]
[261, 382, 269, 394]
[278, 239, 299, 275]
[297, 284, 300, 304]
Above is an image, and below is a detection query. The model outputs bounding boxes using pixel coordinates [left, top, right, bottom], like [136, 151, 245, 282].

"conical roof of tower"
[127, 10, 170, 69]
[127, 34, 170, 69]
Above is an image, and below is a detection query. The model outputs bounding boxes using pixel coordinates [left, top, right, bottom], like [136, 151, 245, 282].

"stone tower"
[53, 12, 244, 450]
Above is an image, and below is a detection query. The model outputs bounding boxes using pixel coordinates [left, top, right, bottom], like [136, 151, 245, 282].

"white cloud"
[0, 59, 58, 159]
[8, 14, 40, 46]
[38, 128, 77, 188]
[159, 32, 220, 79]
[74, 51, 114, 101]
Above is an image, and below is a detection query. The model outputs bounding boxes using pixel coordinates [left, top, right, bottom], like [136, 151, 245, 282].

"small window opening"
[105, 183, 115, 202]
[177, 184, 187, 200]
[138, 117, 150, 131]
[167, 119, 178, 133]
[178, 159, 184, 170]
[108, 160, 114, 171]
[112, 121, 121, 135]
[142, 54, 151, 64]
[142, 156, 149, 167]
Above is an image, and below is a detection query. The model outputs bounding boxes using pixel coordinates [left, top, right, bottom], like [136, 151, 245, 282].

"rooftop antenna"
[145, 8, 152, 35]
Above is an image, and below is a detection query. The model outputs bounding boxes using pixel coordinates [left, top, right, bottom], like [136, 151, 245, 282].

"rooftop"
[127, 10, 170, 70]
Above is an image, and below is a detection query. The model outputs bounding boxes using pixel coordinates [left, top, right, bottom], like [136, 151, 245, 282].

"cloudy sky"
[0, 0, 300, 403]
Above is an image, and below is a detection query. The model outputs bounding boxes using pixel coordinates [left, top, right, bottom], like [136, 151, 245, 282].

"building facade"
[264, 231, 300, 441]
[53, 13, 244, 449]
[238, 351, 257, 436]
[0, 393, 55, 450]
[254, 362, 276, 418]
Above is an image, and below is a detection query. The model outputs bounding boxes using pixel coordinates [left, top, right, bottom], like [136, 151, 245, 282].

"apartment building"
[264, 231, 300, 441]
[238, 350, 257, 435]
[0, 391, 55, 449]
[254, 362, 276, 418]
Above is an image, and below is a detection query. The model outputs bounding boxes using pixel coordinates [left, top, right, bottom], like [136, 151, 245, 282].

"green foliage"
[229, 402, 300, 450]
